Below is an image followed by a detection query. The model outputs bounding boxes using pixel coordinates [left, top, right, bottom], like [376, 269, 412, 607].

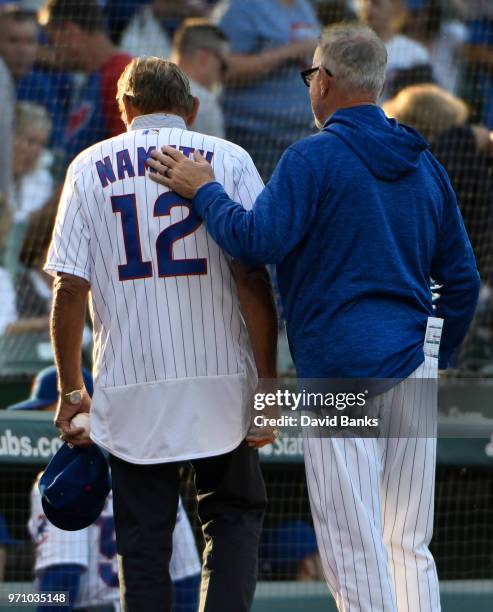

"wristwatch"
[63, 387, 84, 405]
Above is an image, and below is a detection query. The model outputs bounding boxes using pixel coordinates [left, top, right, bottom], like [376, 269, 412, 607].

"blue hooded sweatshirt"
[193, 105, 480, 378]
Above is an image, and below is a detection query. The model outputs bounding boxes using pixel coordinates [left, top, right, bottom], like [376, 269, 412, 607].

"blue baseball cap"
[7, 366, 94, 411]
[39, 443, 110, 531]
[260, 521, 318, 572]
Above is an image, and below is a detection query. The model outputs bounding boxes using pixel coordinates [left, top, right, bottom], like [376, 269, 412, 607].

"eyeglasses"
[300, 65, 333, 87]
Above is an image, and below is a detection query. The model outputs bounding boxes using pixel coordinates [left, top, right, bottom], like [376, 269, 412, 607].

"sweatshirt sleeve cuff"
[193, 181, 225, 217]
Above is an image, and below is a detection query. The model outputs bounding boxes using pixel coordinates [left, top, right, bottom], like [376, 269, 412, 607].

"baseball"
[70, 412, 91, 438]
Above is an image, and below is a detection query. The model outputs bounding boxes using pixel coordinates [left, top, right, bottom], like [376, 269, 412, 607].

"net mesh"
[0, 0, 492, 377]
[0, 0, 492, 608]
[0, 460, 492, 600]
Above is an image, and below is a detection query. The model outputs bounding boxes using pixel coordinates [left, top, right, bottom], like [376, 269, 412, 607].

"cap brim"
[7, 398, 53, 411]
[41, 495, 106, 531]
[39, 443, 110, 531]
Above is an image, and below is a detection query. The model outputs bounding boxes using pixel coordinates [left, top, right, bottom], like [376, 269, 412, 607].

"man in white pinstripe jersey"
[45, 57, 278, 612]
[147, 24, 481, 612]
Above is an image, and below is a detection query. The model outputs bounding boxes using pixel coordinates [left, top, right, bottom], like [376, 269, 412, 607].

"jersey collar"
[129, 113, 187, 131]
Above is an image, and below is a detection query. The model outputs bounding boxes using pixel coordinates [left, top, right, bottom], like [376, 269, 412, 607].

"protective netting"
[0, 1, 492, 377]
[0, 0, 493, 609]
[0, 458, 491, 606]
[0, 0, 492, 378]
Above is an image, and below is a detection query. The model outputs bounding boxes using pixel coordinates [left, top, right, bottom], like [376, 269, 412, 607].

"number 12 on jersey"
[111, 191, 207, 281]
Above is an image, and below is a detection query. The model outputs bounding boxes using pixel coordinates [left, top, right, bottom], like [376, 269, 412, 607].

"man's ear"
[122, 94, 138, 127]
[319, 68, 331, 99]
[377, 80, 385, 100]
[185, 96, 200, 128]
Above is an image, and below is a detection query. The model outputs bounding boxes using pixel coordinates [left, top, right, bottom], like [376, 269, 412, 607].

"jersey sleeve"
[28, 482, 89, 573]
[44, 162, 92, 282]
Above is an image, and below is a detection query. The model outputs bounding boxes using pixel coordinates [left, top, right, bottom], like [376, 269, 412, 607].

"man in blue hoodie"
[147, 24, 480, 612]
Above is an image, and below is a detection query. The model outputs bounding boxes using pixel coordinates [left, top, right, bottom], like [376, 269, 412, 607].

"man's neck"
[128, 112, 187, 131]
[322, 98, 377, 125]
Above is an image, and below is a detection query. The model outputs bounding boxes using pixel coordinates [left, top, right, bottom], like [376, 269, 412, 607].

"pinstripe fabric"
[45, 115, 264, 464]
[304, 351, 440, 612]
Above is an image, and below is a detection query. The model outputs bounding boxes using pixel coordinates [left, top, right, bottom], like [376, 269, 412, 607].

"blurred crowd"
[0, 0, 492, 378]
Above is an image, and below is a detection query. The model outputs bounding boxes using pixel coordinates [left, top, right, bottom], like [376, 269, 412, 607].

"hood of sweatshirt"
[323, 105, 429, 182]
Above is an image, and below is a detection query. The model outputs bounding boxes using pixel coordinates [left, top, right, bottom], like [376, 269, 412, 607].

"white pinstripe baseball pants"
[304, 355, 440, 612]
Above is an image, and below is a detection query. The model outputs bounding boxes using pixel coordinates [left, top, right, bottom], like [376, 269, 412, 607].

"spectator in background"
[0, 6, 38, 92]
[172, 19, 228, 138]
[4, 217, 53, 337]
[0, 6, 18, 204]
[461, 14, 493, 128]
[212, 0, 320, 180]
[3, 102, 54, 277]
[39, 0, 132, 165]
[0, 201, 17, 337]
[260, 521, 324, 582]
[0, 4, 67, 149]
[120, 0, 208, 59]
[0, 55, 12, 212]
[356, 0, 433, 99]
[433, 122, 493, 371]
[403, 0, 468, 94]
[383, 82, 493, 288]
[0, 513, 18, 581]
[4, 215, 93, 357]
[103, 0, 149, 44]
[0, 4, 63, 151]
[316, 0, 356, 27]
[382, 82, 468, 142]
[7, 366, 201, 612]
[12, 103, 53, 225]
[433, 124, 493, 287]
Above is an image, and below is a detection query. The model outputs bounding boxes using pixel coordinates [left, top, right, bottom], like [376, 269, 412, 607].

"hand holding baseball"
[70, 413, 91, 439]
[55, 392, 93, 448]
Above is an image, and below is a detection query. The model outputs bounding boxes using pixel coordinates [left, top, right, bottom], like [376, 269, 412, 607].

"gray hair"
[116, 57, 194, 117]
[318, 24, 387, 99]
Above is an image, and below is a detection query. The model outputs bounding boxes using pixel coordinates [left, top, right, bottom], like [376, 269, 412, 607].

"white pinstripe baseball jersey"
[29, 483, 201, 609]
[45, 113, 263, 463]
